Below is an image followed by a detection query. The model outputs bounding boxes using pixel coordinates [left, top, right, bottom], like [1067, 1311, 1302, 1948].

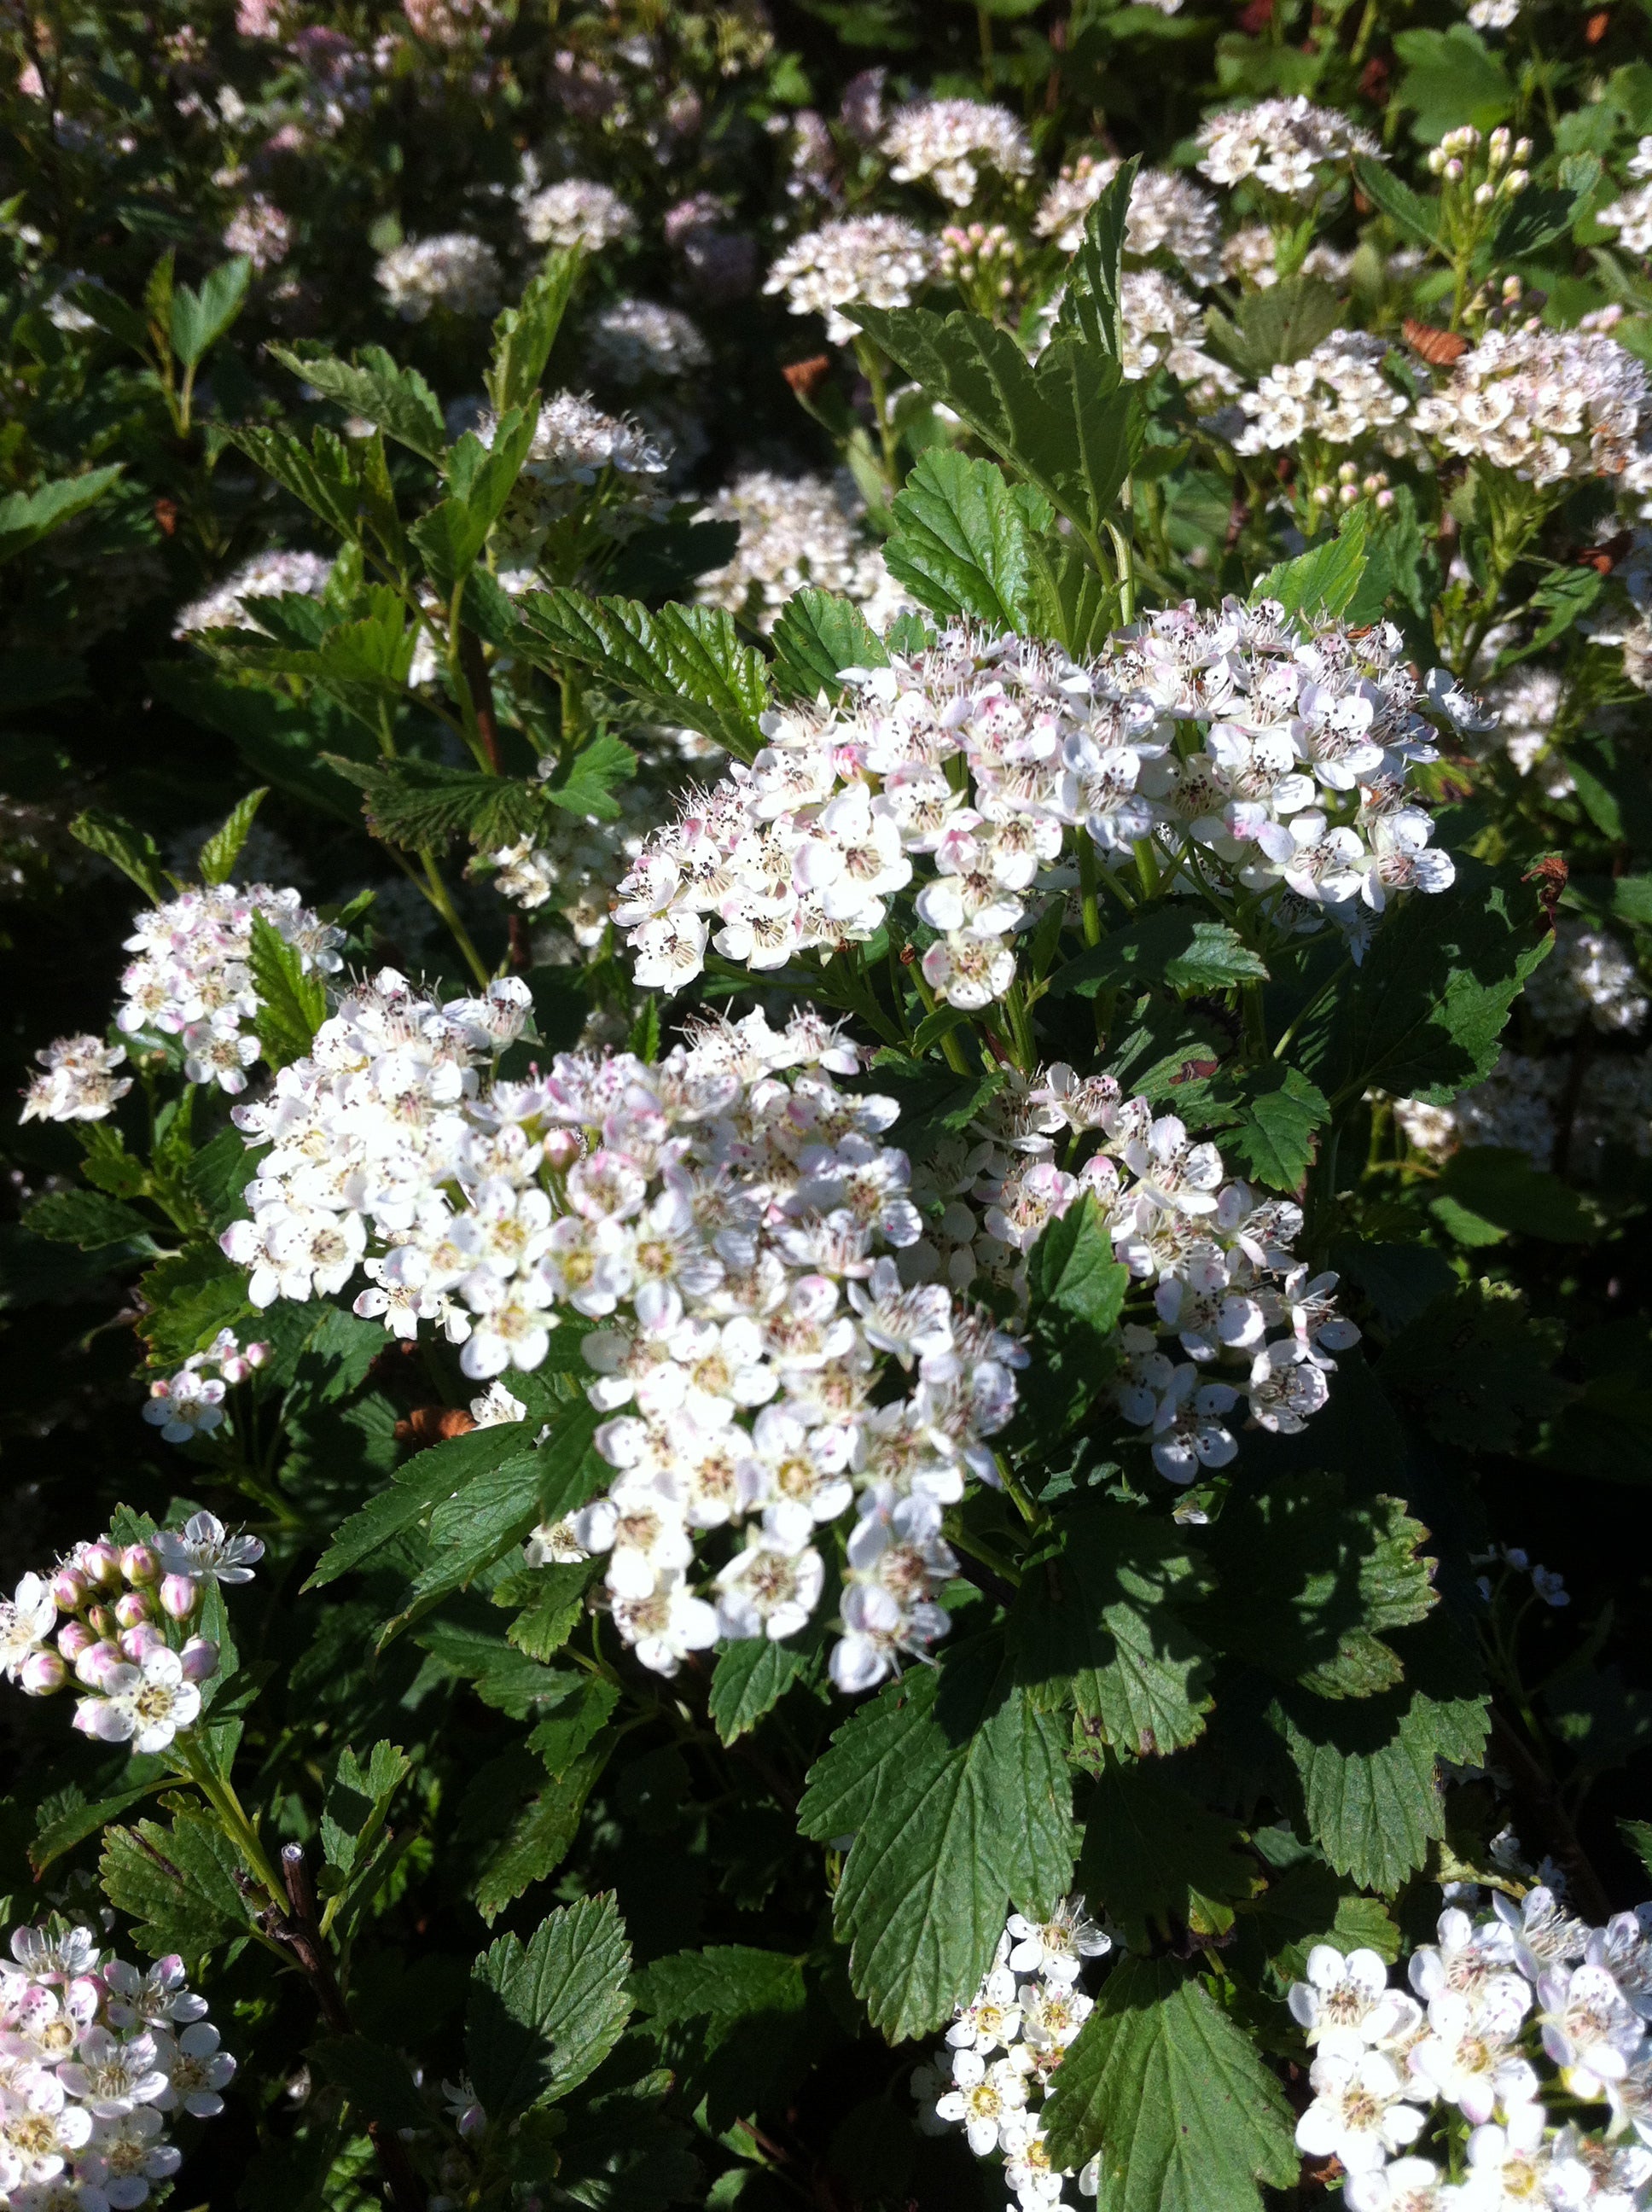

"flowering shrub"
[4, 2, 1652, 2209]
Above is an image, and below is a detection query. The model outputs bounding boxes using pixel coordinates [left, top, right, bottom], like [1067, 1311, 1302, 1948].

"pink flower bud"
[245, 1341, 270, 1368]
[20, 1650, 67, 1697]
[86, 1604, 116, 1639]
[120, 1623, 166, 1662]
[74, 1639, 125, 1689]
[57, 1621, 96, 1662]
[50, 1567, 89, 1611]
[543, 1128, 583, 1172]
[79, 1542, 122, 1589]
[180, 1637, 220, 1684]
[121, 1544, 159, 1587]
[158, 1574, 201, 1622]
[114, 1590, 154, 1629]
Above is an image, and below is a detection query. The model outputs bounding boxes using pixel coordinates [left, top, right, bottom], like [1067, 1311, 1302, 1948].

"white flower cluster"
[1196, 96, 1380, 201]
[1234, 331, 1412, 457]
[114, 882, 345, 1097]
[1290, 1881, 1652, 2209]
[765, 216, 937, 346]
[218, 987, 1022, 1688]
[1413, 328, 1652, 488]
[914, 1901, 1112, 2208]
[692, 470, 892, 632]
[585, 298, 708, 386]
[484, 393, 672, 565]
[0, 1921, 234, 2209]
[221, 193, 291, 271]
[1523, 920, 1647, 1038]
[1118, 270, 1235, 394]
[516, 176, 637, 252]
[19, 1036, 131, 1126]
[1476, 667, 1573, 797]
[172, 548, 332, 637]
[907, 1067, 1358, 1484]
[1601, 137, 1652, 257]
[1395, 1049, 1652, 1175]
[374, 231, 501, 320]
[0, 1514, 261, 1756]
[880, 97, 1033, 207]
[614, 608, 1461, 1006]
[142, 1329, 269, 1446]
[1034, 155, 1223, 285]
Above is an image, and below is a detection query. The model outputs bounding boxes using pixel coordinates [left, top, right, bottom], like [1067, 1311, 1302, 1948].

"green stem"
[1077, 837, 1102, 947]
[174, 1738, 285, 1905]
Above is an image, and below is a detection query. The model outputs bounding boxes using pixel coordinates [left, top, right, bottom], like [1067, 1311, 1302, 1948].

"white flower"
[880, 98, 1032, 207]
[0, 1575, 57, 1679]
[74, 1647, 201, 1755]
[56, 2029, 170, 2120]
[1004, 1901, 1110, 1986]
[1289, 1946, 1413, 2054]
[153, 1514, 264, 1586]
[517, 178, 636, 252]
[1344, 2157, 1450, 2212]
[19, 1035, 131, 1125]
[1413, 327, 1652, 487]
[1538, 1962, 1645, 2099]
[765, 216, 937, 346]
[1294, 2047, 1425, 2173]
[945, 1964, 1021, 2055]
[1457, 2099, 1551, 2208]
[1197, 96, 1379, 201]
[933, 2048, 1027, 2155]
[713, 1522, 825, 1641]
[154, 2020, 236, 2117]
[375, 232, 500, 319]
[610, 1574, 719, 1678]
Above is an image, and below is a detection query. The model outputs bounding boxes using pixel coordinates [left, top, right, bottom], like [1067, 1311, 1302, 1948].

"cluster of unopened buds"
[914, 1901, 1114, 2208]
[939, 221, 1019, 306]
[0, 1515, 263, 1755]
[1312, 464, 1394, 513]
[1290, 1872, 1652, 2207]
[142, 1330, 269, 1446]
[1427, 124, 1532, 202]
[0, 1920, 234, 2208]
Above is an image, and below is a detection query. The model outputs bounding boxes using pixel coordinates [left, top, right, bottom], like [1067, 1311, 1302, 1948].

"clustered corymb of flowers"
[914, 1901, 1114, 2209]
[1289, 1872, 1652, 2209]
[1195, 94, 1380, 201]
[38, 880, 346, 1101]
[373, 230, 501, 320]
[142, 1329, 270, 1446]
[1412, 324, 1652, 490]
[0, 1514, 262, 1755]
[613, 607, 1464, 1007]
[216, 987, 1021, 1689]
[172, 549, 334, 639]
[691, 469, 906, 633]
[0, 1920, 234, 2209]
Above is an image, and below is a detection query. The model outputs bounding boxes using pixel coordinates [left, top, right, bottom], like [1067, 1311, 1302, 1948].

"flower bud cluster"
[19, 1036, 131, 1126]
[1427, 123, 1533, 202]
[0, 1919, 234, 2208]
[614, 609, 1463, 1006]
[114, 881, 344, 1097]
[0, 1515, 261, 1756]
[218, 992, 1022, 1689]
[142, 1330, 270, 1447]
[1289, 1874, 1652, 2209]
[914, 1901, 1114, 2208]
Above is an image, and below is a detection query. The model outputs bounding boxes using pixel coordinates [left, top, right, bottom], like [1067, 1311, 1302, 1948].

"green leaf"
[632, 1947, 806, 2032]
[307, 1420, 535, 1586]
[883, 450, 1052, 632]
[79, 1124, 148, 1200]
[1010, 1196, 1131, 1447]
[325, 755, 557, 853]
[1010, 1503, 1214, 1755]
[851, 305, 1131, 551]
[318, 1740, 410, 1886]
[528, 1676, 620, 1778]
[100, 1807, 253, 1963]
[796, 1640, 1073, 2041]
[1376, 1277, 1565, 1452]
[770, 588, 888, 703]
[1253, 508, 1370, 624]
[68, 806, 166, 902]
[31, 1770, 173, 1874]
[486, 250, 580, 416]
[415, 1619, 588, 1720]
[1041, 1958, 1298, 2202]
[1051, 156, 1140, 363]
[467, 1895, 632, 2116]
[1205, 276, 1342, 379]
[197, 787, 270, 885]
[169, 256, 250, 367]
[412, 409, 537, 593]
[1493, 165, 1597, 261]
[541, 732, 639, 822]
[23, 1188, 156, 1250]
[472, 1748, 610, 1924]
[1433, 1146, 1603, 1242]
[248, 911, 327, 1069]
[1269, 1621, 1490, 1891]
[1221, 1067, 1330, 1193]
[272, 343, 447, 463]
[503, 1562, 599, 1662]
[1352, 155, 1440, 248]
[0, 466, 125, 562]
[1393, 24, 1515, 140]
[1201, 1474, 1436, 1700]
[1311, 858, 1550, 1105]
[309, 2038, 428, 2133]
[1077, 1761, 1258, 1952]
[707, 1635, 822, 1744]
[516, 591, 771, 760]
[137, 1247, 253, 1367]
[1048, 909, 1268, 999]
